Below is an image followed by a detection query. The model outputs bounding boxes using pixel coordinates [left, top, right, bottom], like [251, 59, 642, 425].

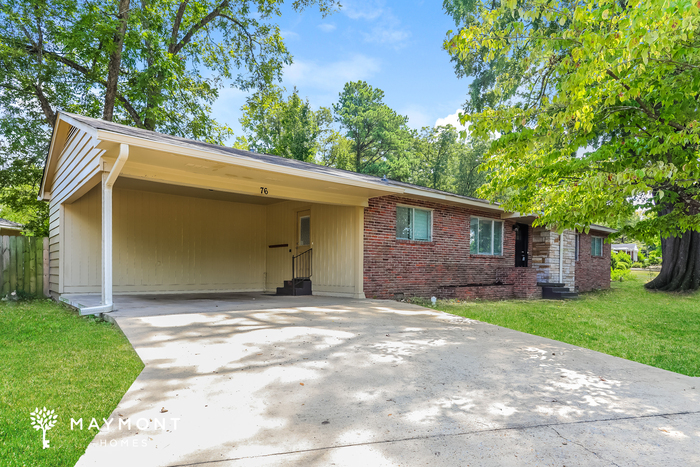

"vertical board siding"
[312, 204, 357, 294]
[263, 201, 359, 295]
[0, 236, 50, 297]
[63, 185, 268, 293]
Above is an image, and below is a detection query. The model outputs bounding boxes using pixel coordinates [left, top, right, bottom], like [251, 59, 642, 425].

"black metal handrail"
[292, 248, 312, 281]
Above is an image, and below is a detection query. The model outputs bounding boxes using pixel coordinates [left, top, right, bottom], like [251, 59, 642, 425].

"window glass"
[470, 218, 503, 255]
[478, 219, 492, 254]
[493, 221, 503, 256]
[470, 218, 478, 253]
[575, 234, 580, 261]
[414, 209, 431, 241]
[592, 237, 603, 256]
[299, 216, 311, 246]
[396, 206, 411, 239]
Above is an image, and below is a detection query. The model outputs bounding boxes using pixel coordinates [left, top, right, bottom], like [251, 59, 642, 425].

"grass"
[0, 300, 144, 466]
[429, 270, 700, 377]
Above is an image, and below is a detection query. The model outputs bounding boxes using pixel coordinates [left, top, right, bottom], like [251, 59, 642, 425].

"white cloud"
[342, 0, 411, 48]
[283, 54, 382, 92]
[280, 30, 300, 40]
[362, 24, 411, 48]
[318, 23, 336, 33]
[341, 0, 384, 20]
[435, 109, 470, 135]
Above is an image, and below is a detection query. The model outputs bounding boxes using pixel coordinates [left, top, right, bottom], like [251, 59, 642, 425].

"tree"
[239, 87, 333, 162]
[445, 0, 700, 291]
[453, 137, 488, 198]
[317, 130, 354, 170]
[333, 81, 413, 178]
[412, 125, 459, 192]
[0, 0, 337, 233]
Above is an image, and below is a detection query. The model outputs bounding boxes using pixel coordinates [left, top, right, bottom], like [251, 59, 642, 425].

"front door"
[296, 210, 311, 255]
[515, 223, 529, 267]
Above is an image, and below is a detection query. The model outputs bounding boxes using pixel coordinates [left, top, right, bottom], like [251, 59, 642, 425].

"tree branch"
[605, 69, 685, 132]
[170, 0, 229, 55]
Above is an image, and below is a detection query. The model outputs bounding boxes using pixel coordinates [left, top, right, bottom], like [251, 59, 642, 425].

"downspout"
[559, 232, 564, 284]
[80, 144, 129, 316]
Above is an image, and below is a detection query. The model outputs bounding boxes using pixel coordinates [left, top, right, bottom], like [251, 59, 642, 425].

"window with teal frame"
[396, 206, 432, 241]
[470, 217, 503, 255]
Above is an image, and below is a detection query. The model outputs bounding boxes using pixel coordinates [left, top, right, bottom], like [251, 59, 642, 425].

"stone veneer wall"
[531, 228, 576, 290]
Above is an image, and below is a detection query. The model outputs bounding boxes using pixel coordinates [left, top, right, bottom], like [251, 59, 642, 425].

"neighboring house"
[0, 218, 24, 236]
[39, 112, 613, 313]
[611, 243, 639, 262]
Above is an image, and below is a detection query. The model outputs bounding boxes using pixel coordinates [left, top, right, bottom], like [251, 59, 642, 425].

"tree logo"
[30, 407, 58, 449]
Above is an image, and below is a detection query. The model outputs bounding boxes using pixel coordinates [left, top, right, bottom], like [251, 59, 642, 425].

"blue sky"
[211, 0, 470, 140]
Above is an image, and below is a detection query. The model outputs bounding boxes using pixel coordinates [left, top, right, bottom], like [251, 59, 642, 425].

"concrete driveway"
[73, 294, 700, 466]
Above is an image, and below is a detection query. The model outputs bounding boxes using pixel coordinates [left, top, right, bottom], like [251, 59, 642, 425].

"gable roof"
[49, 112, 499, 210]
[0, 218, 23, 231]
[39, 112, 616, 236]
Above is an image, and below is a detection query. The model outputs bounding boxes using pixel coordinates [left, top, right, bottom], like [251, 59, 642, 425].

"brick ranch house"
[40, 112, 612, 314]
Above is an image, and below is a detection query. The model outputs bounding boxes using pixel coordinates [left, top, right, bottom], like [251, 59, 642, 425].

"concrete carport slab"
[73, 294, 700, 466]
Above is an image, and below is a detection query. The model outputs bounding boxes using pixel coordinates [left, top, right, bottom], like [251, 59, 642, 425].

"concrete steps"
[276, 279, 312, 296]
[538, 282, 579, 300]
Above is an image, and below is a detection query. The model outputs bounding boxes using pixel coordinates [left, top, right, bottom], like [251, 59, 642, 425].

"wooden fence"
[0, 236, 49, 298]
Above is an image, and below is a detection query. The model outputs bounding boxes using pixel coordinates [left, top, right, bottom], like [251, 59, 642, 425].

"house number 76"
[260, 187, 268, 195]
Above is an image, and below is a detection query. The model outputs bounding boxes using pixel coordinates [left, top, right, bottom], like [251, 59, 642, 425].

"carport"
[41, 112, 401, 314]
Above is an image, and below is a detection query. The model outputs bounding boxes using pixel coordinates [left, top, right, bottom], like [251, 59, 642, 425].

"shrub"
[611, 251, 632, 270]
[611, 268, 633, 282]
[632, 262, 644, 268]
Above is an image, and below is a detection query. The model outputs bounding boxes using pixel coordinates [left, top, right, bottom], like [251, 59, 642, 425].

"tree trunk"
[645, 230, 700, 291]
[103, 0, 131, 122]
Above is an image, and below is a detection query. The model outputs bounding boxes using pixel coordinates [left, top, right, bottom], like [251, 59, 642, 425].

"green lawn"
[0, 300, 143, 466]
[431, 271, 700, 377]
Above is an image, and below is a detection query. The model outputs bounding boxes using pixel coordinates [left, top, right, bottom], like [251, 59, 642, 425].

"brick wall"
[363, 195, 537, 299]
[575, 230, 611, 292]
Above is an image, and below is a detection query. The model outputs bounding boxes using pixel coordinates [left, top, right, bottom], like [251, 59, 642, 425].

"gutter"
[559, 232, 564, 284]
[78, 143, 129, 316]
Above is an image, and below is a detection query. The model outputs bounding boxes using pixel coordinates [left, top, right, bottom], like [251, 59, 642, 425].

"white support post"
[102, 171, 113, 307]
[80, 143, 128, 316]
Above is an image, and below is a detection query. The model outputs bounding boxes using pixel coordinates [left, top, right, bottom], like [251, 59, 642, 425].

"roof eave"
[400, 186, 503, 212]
[96, 129, 405, 196]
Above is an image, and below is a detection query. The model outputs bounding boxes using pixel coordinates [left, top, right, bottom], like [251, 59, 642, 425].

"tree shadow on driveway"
[75, 298, 700, 466]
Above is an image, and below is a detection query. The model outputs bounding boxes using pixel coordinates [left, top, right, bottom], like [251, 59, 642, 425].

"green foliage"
[453, 137, 489, 197]
[407, 125, 489, 197]
[445, 0, 700, 242]
[333, 80, 413, 178]
[611, 250, 632, 270]
[632, 262, 644, 268]
[0, 0, 338, 230]
[317, 130, 354, 170]
[240, 87, 333, 162]
[611, 268, 633, 282]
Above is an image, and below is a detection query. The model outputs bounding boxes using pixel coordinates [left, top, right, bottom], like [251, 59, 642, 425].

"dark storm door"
[515, 223, 529, 267]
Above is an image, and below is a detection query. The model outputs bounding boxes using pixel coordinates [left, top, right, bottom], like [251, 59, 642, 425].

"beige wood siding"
[63, 185, 267, 293]
[263, 201, 361, 296]
[48, 126, 104, 294]
[311, 204, 361, 296]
